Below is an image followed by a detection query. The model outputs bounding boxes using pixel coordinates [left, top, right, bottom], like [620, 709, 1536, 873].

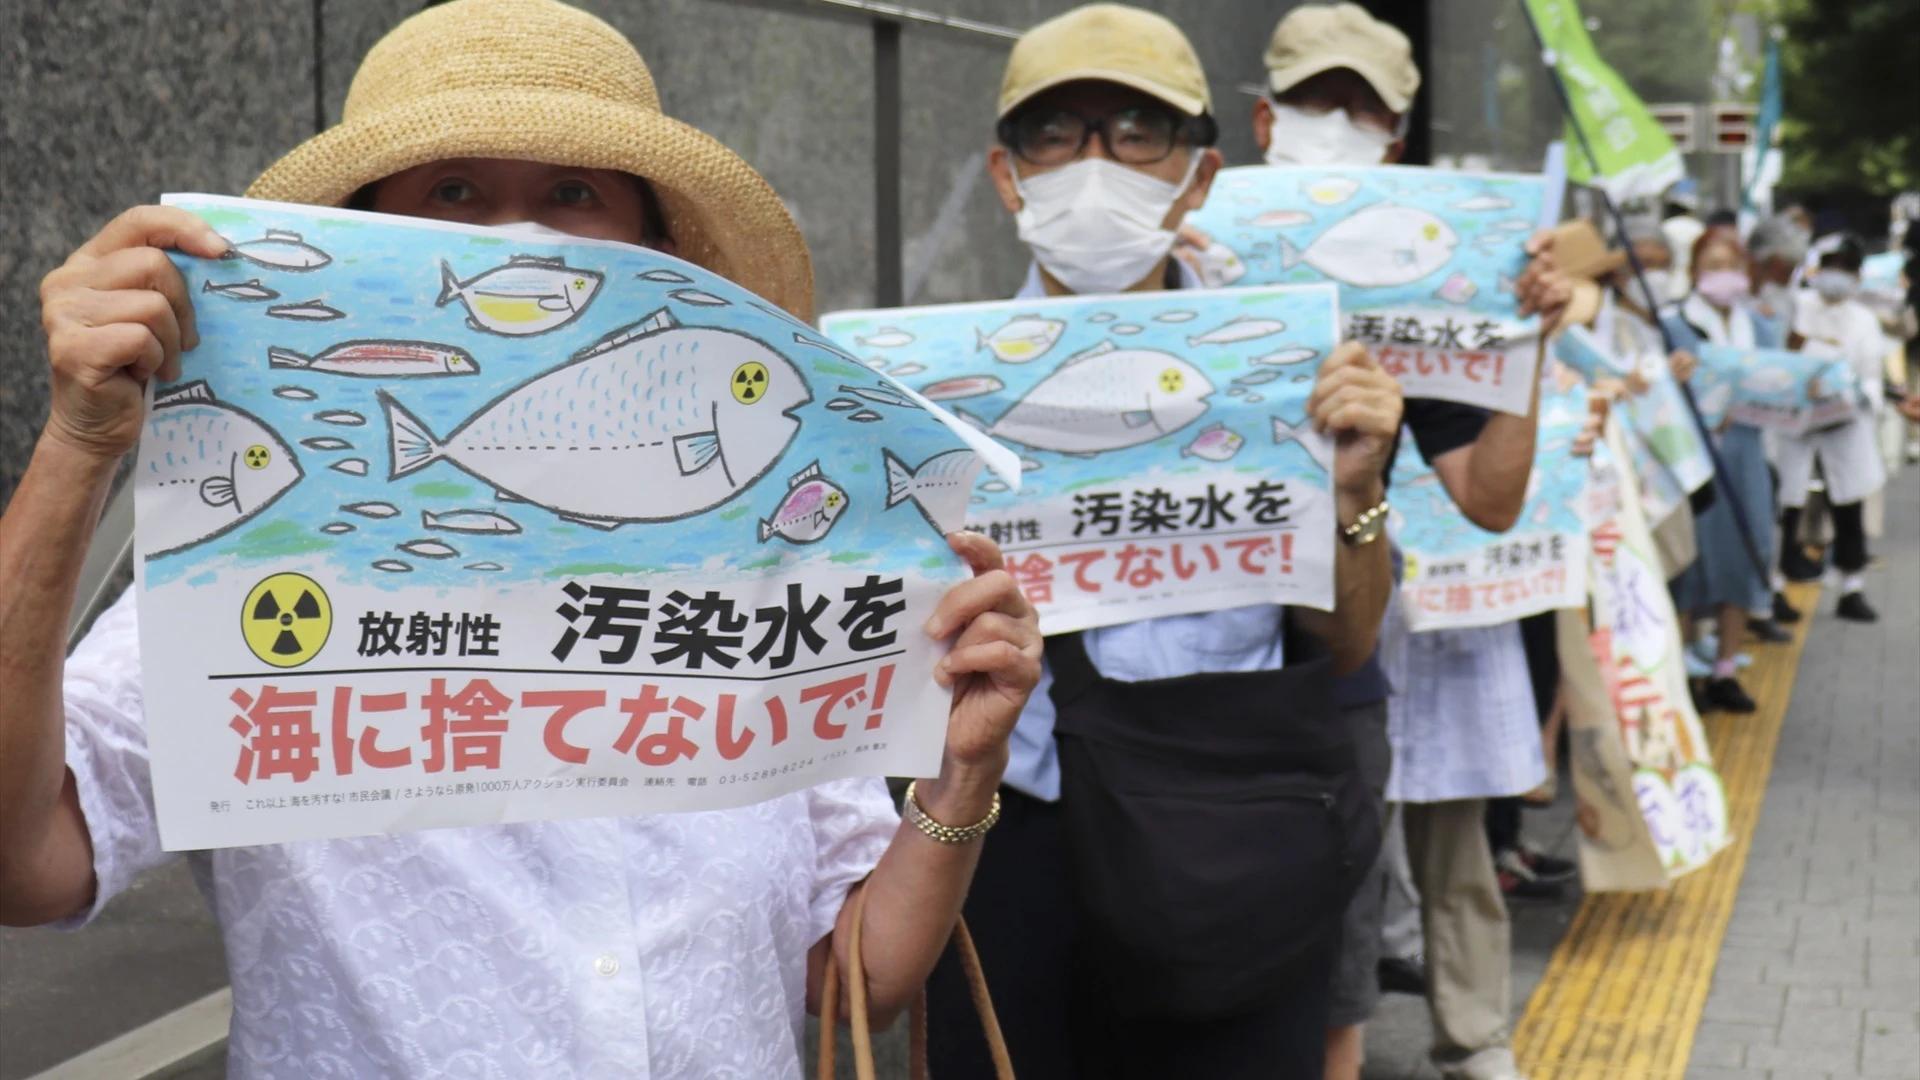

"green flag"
[1522, 0, 1685, 200]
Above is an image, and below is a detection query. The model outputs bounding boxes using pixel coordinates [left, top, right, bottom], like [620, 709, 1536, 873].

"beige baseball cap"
[998, 4, 1211, 120]
[1264, 3, 1420, 115]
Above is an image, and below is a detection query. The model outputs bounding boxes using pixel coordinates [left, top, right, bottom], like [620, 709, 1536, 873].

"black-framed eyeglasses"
[998, 106, 1217, 168]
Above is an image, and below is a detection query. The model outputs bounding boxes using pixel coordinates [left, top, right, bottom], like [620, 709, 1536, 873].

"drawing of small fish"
[330, 458, 369, 476]
[423, 508, 523, 535]
[202, 279, 279, 301]
[1112, 324, 1143, 335]
[1252, 347, 1318, 366]
[759, 461, 849, 544]
[398, 538, 460, 559]
[979, 479, 1010, 493]
[270, 340, 478, 378]
[1304, 176, 1361, 205]
[669, 288, 730, 307]
[1088, 312, 1117, 323]
[884, 448, 981, 535]
[1492, 218, 1534, 232]
[848, 410, 884, 422]
[855, 327, 915, 349]
[139, 381, 302, 558]
[837, 384, 919, 409]
[1279, 204, 1459, 288]
[1244, 393, 1264, 403]
[1272, 416, 1335, 472]
[889, 362, 927, 376]
[1741, 368, 1794, 395]
[1154, 311, 1198, 323]
[382, 308, 809, 527]
[1181, 423, 1245, 462]
[953, 341, 1213, 454]
[300, 437, 352, 451]
[439, 255, 603, 336]
[465, 562, 505, 571]
[638, 268, 693, 284]
[372, 559, 412, 573]
[313, 410, 366, 426]
[1019, 456, 1043, 472]
[863, 356, 890, 369]
[1451, 194, 1514, 212]
[272, 386, 317, 401]
[826, 398, 863, 411]
[1434, 270, 1479, 304]
[919, 375, 1005, 402]
[1238, 209, 1313, 228]
[1188, 315, 1287, 346]
[1496, 272, 1518, 295]
[1233, 370, 1282, 386]
[320, 522, 355, 534]
[344, 501, 401, 519]
[266, 299, 347, 322]
[1228, 387, 1247, 396]
[975, 314, 1066, 363]
[228, 229, 331, 271]
[793, 333, 863, 365]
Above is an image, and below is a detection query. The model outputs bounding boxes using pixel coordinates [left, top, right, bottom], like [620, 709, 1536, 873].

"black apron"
[1045, 615, 1379, 1021]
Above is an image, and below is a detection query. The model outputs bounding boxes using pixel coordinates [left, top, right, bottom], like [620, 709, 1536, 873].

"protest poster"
[1389, 362, 1590, 631]
[1555, 324, 1713, 524]
[1184, 164, 1548, 416]
[819, 286, 1340, 634]
[1558, 422, 1729, 889]
[1693, 343, 1859, 435]
[137, 194, 1016, 850]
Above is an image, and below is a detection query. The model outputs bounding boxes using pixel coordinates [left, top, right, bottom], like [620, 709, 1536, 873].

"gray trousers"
[1402, 798, 1519, 1079]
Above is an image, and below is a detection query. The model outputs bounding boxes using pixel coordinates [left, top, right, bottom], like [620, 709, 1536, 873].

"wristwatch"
[1341, 499, 1390, 547]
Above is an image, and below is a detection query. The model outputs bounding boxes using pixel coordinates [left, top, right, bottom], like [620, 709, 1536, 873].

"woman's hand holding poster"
[1183, 164, 1549, 416]
[820, 286, 1340, 634]
[138, 195, 1015, 850]
[1692, 343, 1860, 435]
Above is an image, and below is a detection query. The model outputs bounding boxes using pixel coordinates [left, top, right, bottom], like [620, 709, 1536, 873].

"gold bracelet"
[902, 780, 1001, 845]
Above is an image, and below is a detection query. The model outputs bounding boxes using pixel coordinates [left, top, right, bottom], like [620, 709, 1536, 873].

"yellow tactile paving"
[1512, 582, 1823, 1080]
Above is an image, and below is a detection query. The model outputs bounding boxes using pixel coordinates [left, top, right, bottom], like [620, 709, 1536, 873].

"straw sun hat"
[247, 0, 815, 320]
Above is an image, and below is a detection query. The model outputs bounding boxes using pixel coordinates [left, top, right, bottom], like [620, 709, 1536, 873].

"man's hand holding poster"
[1183, 164, 1548, 416]
[1390, 362, 1590, 631]
[820, 286, 1340, 634]
[138, 195, 1016, 850]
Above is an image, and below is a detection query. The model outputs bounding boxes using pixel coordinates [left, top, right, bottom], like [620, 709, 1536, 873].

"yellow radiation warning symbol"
[1158, 368, 1186, 394]
[241, 573, 332, 668]
[1402, 553, 1421, 581]
[731, 361, 771, 404]
[243, 445, 272, 470]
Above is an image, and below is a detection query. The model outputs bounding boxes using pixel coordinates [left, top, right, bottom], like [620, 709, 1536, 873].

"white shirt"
[60, 590, 898, 1079]
[1381, 612, 1545, 803]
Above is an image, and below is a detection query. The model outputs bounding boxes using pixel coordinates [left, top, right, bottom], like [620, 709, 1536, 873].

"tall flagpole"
[1517, 0, 1776, 593]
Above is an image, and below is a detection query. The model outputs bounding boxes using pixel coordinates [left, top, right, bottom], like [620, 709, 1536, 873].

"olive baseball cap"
[998, 4, 1211, 119]
[1264, 3, 1420, 115]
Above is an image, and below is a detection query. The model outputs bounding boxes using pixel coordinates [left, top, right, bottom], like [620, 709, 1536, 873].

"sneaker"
[1683, 648, 1713, 679]
[1836, 592, 1878, 623]
[1772, 592, 1802, 624]
[1781, 547, 1825, 583]
[1496, 848, 1566, 901]
[1705, 677, 1758, 713]
[1746, 618, 1793, 644]
[1377, 954, 1428, 996]
[1518, 841, 1578, 883]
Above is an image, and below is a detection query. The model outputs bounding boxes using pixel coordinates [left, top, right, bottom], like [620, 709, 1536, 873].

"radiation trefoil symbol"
[241, 573, 332, 668]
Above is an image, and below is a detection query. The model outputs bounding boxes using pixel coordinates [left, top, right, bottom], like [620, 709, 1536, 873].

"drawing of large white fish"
[438, 255, 603, 335]
[140, 381, 302, 557]
[381, 308, 811, 527]
[884, 448, 981, 535]
[1279, 203, 1459, 287]
[957, 341, 1213, 455]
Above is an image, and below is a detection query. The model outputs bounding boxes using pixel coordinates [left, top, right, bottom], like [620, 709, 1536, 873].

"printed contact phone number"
[715, 759, 818, 786]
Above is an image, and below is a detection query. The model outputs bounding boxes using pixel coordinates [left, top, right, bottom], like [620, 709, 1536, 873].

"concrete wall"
[0, 0, 1294, 506]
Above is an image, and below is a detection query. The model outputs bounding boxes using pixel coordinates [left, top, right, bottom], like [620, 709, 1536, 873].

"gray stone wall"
[0, 0, 1292, 506]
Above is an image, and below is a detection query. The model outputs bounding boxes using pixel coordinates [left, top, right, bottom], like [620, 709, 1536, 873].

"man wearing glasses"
[923, 5, 1408, 1077]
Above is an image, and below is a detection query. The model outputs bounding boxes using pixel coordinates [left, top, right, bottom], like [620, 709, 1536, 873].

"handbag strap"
[817, 884, 1015, 1079]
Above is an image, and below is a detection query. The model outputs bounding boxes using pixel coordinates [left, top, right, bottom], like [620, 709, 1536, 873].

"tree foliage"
[1778, 0, 1920, 195]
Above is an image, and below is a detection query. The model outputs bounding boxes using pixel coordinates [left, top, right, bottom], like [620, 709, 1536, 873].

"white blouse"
[59, 589, 898, 1079]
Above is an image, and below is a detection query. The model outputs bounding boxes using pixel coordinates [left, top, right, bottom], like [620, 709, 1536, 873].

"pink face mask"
[1695, 269, 1750, 308]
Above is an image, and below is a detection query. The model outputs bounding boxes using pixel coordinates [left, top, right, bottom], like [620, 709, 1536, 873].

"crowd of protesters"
[0, 2, 1910, 1079]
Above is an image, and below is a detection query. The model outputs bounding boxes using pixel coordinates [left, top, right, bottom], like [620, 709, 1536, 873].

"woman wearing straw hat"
[0, 2, 1040, 1076]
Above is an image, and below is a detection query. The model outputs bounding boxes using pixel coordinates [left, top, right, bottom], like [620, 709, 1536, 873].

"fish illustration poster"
[1184, 164, 1551, 417]
[818, 285, 1340, 634]
[1691, 343, 1860, 436]
[1554, 324, 1714, 524]
[136, 194, 1015, 850]
[1390, 362, 1590, 631]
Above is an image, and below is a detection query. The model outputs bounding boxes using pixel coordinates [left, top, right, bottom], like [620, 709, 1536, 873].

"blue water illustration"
[147, 195, 977, 590]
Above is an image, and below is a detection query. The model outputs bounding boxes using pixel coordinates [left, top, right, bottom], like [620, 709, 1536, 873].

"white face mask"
[1617, 269, 1668, 316]
[1262, 103, 1395, 166]
[1812, 269, 1858, 303]
[1014, 157, 1197, 296]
